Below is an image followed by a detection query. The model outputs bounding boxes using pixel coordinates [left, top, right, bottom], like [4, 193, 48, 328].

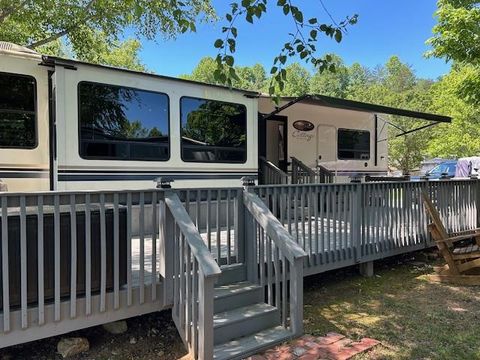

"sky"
[136, 0, 450, 80]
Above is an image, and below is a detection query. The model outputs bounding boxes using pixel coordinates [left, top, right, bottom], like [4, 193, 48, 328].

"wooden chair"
[422, 190, 480, 285]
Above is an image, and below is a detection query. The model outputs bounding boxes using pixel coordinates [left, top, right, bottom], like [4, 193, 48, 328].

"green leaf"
[283, 5, 290, 15]
[270, 66, 278, 74]
[231, 27, 238, 38]
[309, 17, 317, 24]
[226, 13, 232, 22]
[293, 9, 303, 23]
[214, 39, 223, 48]
[225, 55, 234, 66]
[334, 29, 342, 43]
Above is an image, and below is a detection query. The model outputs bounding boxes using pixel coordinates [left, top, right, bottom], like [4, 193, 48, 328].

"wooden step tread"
[213, 326, 293, 360]
[214, 281, 261, 299]
[213, 303, 277, 329]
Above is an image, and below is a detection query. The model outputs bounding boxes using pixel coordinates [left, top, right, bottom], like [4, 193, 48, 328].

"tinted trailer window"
[180, 97, 247, 163]
[78, 82, 170, 161]
[337, 129, 370, 160]
[0, 72, 36, 148]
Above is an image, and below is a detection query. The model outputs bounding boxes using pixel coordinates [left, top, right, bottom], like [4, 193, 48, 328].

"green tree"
[0, 0, 357, 93]
[427, 0, 480, 105]
[0, 0, 215, 69]
[278, 63, 310, 96]
[309, 54, 349, 97]
[427, 66, 480, 157]
[180, 56, 218, 84]
[180, 56, 267, 92]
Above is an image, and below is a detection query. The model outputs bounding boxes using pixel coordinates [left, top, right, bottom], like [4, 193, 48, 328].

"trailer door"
[316, 124, 336, 170]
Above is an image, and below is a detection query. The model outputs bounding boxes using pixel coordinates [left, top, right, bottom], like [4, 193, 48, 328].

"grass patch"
[303, 253, 480, 359]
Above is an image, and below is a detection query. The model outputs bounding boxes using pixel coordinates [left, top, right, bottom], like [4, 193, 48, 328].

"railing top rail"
[165, 191, 222, 279]
[252, 178, 480, 189]
[0, 187, 247, 198]
[243, 190, 307, 262]
[0, 188, 167, 197]
[291, 157, 317, 176]
[259, 157, 288, 176]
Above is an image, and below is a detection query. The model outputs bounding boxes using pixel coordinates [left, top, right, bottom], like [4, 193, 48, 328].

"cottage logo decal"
[293, 120, 315, 132]
[292, 120, 315, 141]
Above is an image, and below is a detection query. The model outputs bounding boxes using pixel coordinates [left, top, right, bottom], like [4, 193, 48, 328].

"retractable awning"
[263, 94, 451, 123]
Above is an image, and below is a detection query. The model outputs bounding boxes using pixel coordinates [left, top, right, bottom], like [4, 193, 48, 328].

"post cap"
[155, 177, 174, 189]
[241, 176, 256, 187]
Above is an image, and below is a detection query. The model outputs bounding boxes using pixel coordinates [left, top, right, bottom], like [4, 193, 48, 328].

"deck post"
[159, 192, 175, 306]
[197, 273, 215, 360]
[290, 257, 304, 336]
[477, 180, 480, 228]
[352, 183, 363, 263]
[242, 186, 257, 283]
[359, 261, 374, 277]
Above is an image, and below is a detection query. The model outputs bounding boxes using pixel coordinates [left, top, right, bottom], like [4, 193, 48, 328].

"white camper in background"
[0, 42, 451, 191]
[258, 96, 389, 182]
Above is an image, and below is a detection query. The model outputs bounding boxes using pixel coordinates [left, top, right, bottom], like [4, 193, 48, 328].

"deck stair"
[213, 265, 293, 360]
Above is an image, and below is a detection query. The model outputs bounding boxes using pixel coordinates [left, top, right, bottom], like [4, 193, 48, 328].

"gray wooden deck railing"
[253, 179, 479, 275]
[316, 163, 334, 184]
[243, 191, 307, 336]
[0, 179, 478, 356]
[164, 191, 221, 360]
[259, 157, 289, 185]
[0, 189, 165, 349]
[291, 157, 334, 185]
[291, 157, 317, 184]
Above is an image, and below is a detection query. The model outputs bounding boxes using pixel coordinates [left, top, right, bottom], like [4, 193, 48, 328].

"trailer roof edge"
[41, 55, 261, 97]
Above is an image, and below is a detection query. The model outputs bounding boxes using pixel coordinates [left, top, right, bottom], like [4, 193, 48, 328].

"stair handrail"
[259, 156, 289, 185]
[316, 163, 334, 183]
[243, 190, 307, 336]
[291, 156, 316, 184]
[164, 191, 221, 360]
[243, 191, 307, 262]
[165, 192, 222, 278]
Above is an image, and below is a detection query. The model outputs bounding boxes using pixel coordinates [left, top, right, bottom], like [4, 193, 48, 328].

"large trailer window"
[337, 129, 370, 160]
[0, 72, 36, 148]
[180, 97, 247, 163]
[78, 82, 169, 161]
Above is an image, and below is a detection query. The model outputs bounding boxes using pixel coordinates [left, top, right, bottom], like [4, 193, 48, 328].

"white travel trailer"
[0, 42, 451, 191]
[257, 96, 451, 182]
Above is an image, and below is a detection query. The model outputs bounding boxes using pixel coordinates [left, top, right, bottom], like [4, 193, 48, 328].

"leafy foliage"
[428, 0, 480, 106]
[213, 0, 358, 98]
[0, 0, 215, 69]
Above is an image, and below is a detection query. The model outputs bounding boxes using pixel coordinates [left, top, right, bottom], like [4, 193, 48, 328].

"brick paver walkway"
[248, 332, 380, 360]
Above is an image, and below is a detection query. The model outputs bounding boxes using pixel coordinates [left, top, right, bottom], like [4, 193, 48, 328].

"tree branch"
[0, 0, 30, 24]
[27, 0, 97, 49]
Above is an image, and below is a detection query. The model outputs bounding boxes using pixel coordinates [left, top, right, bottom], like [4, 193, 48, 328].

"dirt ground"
[0, 310, 188, 360]
[2, 251, 480, 359]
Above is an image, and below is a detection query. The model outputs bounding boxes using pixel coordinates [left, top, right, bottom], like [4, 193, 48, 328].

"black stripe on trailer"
[0, 171, 49, 178]
[58, 171, 258, 181]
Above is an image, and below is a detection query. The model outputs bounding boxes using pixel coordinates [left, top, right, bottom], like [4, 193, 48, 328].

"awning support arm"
[262, 94, 311, 120]
[394, 121, 440, 138]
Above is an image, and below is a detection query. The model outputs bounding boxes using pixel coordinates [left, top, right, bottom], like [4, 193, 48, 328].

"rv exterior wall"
[0, 55, 50, 192]
[55, 63, 258, 190]
[0, 49, 258, 192]
[258, 97, 388, 181]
